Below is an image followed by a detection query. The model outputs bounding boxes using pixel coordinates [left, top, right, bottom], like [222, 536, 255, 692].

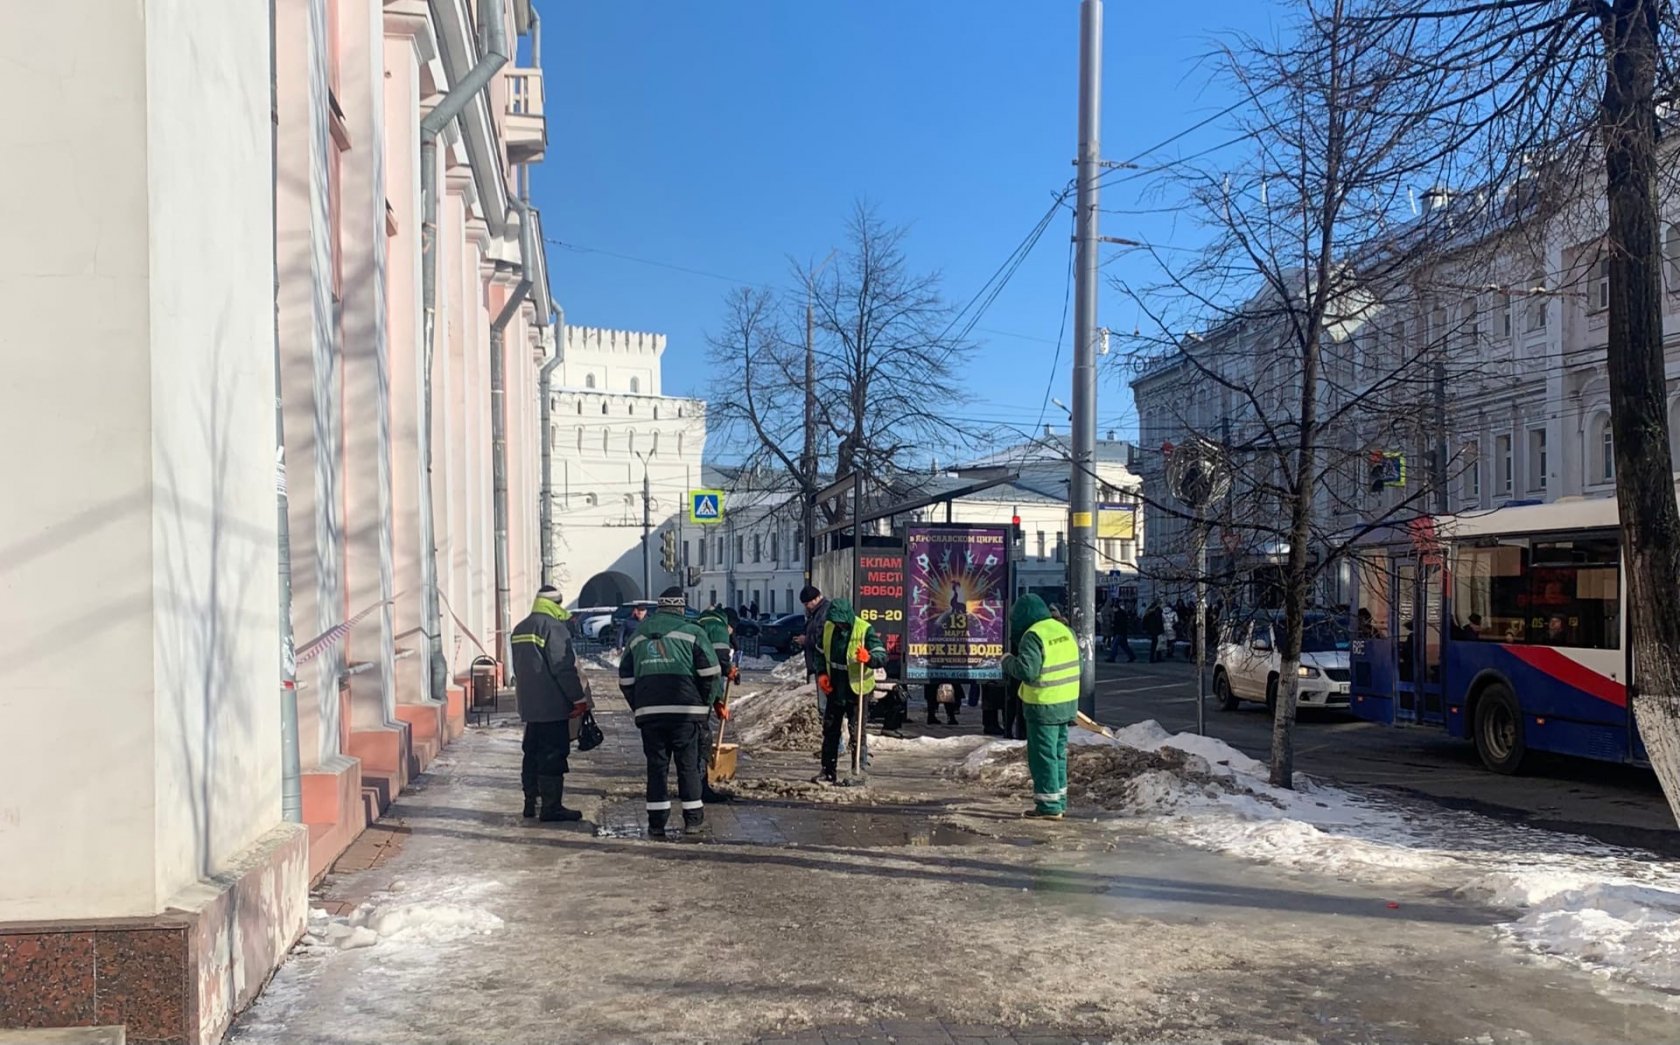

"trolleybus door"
[1350, 549, 1397, 724]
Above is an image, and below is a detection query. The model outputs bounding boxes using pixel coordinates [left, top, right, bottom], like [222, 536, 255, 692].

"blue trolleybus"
[1349, 497, 1645, 774]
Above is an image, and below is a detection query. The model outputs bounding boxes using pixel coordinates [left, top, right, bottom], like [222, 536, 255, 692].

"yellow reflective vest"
[821, 617, 877, 698]
[1019, 618, 1080, 705]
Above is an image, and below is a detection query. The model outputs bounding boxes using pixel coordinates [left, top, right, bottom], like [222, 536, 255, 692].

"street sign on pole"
[688, 489, 725, 525]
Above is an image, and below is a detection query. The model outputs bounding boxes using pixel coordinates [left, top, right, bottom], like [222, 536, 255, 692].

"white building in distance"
[548, 326, 707, 606]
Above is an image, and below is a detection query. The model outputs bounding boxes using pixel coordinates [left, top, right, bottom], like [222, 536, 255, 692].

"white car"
[1213, 614, 1352, 714]
[574, 607, 617, 640]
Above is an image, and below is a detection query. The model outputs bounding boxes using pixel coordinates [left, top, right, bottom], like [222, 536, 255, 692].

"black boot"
[522, 795, 537, 819]
[537, 776, 581, 822]
[701, 782, 733, 803]
[647, 809, 670, 837]
[946, 709, 959, 725]
[683, 808, 706, 834]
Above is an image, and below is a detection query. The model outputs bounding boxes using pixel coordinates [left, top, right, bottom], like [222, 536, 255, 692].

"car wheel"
[1474, 682, 1528, 775]
[1265, 675, 1279, 718]
[1213, 670, 1239, 711]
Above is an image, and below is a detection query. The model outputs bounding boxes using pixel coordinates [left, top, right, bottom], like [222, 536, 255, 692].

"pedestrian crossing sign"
[688, 489, 725, 525]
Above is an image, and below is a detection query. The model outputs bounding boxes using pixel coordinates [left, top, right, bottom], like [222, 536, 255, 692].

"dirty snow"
[736, 654, 781, 672]
[957, 719, 1680, 998]
[771, 657, 809, 683]
[728, 684, 825, 750]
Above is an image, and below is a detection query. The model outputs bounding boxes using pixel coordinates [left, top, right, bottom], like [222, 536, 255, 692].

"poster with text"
[904, 525, 1008, 681]
[855, 540, 906, 680]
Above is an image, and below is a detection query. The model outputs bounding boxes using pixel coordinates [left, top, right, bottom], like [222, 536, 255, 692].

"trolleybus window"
[1453, 535, 1620, 650]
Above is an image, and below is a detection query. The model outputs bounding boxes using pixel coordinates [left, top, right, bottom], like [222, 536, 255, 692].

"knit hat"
[798, 584, 822, 604]
[658, 586, 686, 612]
[536, 585, 561, 601]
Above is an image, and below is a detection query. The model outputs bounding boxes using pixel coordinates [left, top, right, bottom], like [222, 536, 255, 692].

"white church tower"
[548, 327, 707, 605]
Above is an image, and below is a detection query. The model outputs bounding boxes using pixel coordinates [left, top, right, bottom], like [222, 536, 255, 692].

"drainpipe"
[418, 0, 511, 700]
[539, 303, 565, 586]
[491, 199, 535, 670]
[529, 2, 541, 68]
[271, 0, 302, 822]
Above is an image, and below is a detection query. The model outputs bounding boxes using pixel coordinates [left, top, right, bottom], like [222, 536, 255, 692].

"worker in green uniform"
[1001, 594, 1082, 819]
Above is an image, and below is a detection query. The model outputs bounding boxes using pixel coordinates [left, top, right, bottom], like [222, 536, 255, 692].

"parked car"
[584, 601, 656, 642]
[1213, 613, 1351, 714]
[757, 613, 806, 653]
[574, 606, 617, 639]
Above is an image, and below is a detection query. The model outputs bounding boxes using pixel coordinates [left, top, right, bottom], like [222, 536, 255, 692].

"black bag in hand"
[575, 710, 604, 752]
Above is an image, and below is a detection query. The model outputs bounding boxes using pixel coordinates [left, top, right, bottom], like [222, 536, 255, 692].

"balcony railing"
[507, 69, 544, 117]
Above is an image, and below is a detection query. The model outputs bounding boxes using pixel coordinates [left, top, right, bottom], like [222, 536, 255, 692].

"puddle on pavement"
[592, 799, 1041, 849]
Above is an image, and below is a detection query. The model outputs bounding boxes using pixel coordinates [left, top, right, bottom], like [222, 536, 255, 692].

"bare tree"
[705, 286, 809, 498]
[1121, 0, 1507, 786]
[809, 203, 973, 482]
[1360, 0, 1680, 818]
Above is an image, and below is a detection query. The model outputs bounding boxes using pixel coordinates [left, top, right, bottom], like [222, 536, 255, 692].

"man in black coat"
[510, 585, 590, 821]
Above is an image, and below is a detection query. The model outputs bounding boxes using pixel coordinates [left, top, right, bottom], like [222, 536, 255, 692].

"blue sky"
[530, 0, 1283, 457]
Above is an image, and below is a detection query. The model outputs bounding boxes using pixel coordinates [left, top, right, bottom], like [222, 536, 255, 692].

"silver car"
[1213, 614, 1351, 714]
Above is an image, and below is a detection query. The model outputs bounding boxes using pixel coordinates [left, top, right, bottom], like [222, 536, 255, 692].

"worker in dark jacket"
[695, 606, 741, 803]
[1002, 594, 1082, 819]
[619, 588, 723, 836]
[510, 585, 590, 822]
[794, 584, 830, 679]
[814, 598, 887, 784]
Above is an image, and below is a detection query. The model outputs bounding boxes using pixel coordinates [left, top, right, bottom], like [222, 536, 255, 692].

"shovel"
[707, 677, 739, 785]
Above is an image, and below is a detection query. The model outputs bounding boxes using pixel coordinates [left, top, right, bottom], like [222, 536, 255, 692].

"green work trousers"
[1023, 700, 1077, 814]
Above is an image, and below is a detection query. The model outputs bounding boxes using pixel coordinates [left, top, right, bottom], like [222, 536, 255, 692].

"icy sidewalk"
[228, 694, 1680, 1044]
[957, 719, 1680, 998]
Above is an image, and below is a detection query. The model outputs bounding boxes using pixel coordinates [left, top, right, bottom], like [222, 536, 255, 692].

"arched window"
[677, 433, 685, 456]
[585, 373, 596, 390]
[630, 377, 640, 394]
[653, 406, 660, 420]
[1589, 412, 1614, 484]
[628, 403, 635, 416]
[601, 430, 608, 452]
[651, 432, 660, 455]
[628, 430, 637, 453]
[576, 428, 584, 451]
[575, 401, 583, 415]
[1665, 222, 1680, 292]
[1525, 270, 1548, 332]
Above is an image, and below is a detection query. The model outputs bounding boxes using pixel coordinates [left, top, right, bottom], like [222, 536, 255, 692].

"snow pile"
[736, 654, 780, 672]
[957, 718, 1680, 995]
[728, 684, 824, 750]
[771, 658, 808, 683]
[583, 651, 622, 673]
[300, 878, 504, 952]
[869, 733, 993, 756]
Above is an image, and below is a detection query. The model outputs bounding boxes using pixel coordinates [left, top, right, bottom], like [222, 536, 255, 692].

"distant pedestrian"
[1002, 594, 1081, 819]
[510, 585, 589, 822]
[1144, 601, 1166, 662]
[617, 603, 648, 649]
[1107, 602, 1136, 663]
[618, 588, 723, 837]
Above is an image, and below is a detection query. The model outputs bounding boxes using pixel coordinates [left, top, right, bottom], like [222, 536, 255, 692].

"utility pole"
[1070, 0, 1103, 718]
[802, 250, 836, 582]
[637, 451, 652, 598]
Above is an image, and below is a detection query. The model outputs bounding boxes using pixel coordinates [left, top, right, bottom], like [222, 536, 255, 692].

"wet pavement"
[228, 672, 1680, 1045]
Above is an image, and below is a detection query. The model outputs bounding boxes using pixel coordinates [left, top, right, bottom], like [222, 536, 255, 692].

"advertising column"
[904, 525, 1009, 682]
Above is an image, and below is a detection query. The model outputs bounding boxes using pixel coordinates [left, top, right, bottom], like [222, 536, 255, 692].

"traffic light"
[660, 530, 678, 573]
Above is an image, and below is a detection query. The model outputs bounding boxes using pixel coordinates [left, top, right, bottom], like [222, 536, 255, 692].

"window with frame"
[1525, 271, 1548, 331]
[1501, 293, 1513, 339]
[698, 538, 707, 566]
[1036, 531, 1047, 560]
[716, 536, 724, 563]
[792, 527, 802, 561]
[630, 377, 640, 394]
[752, 534, 761, 562]
[1459, 296, 1479, 348]
[1496, 434, 1513, 494]
[1597, 416, 1615, 483]
[1665, 223, 1680, 293]
[1592, 258, 1610, 313]
[1054, 532, 1065, 563]
[735, 536, 744, 563]
[1527, 427, 1547, 490]
[682, 541, 690, 568]
[1460, 441, 1480, 503]
[1454, 536, 1620, 649]
[771, 531, 780, 561]
[585, 373, 596, 389]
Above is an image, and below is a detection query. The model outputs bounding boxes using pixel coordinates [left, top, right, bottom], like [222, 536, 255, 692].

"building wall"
[548, 327, 706, 604]
[0, 0, 281, 919]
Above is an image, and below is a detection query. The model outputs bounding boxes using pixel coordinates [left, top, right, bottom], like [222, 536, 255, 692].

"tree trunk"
[1602, 0, 1680, 826]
